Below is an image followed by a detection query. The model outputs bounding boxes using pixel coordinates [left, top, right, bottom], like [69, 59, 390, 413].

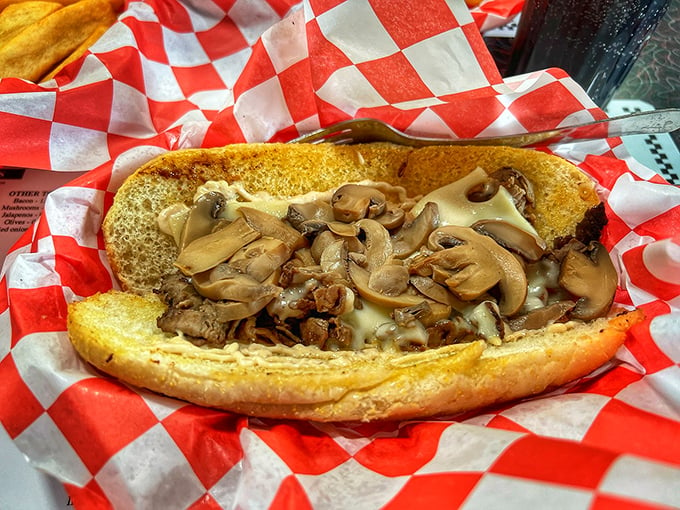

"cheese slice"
[412, 167, 537, 235]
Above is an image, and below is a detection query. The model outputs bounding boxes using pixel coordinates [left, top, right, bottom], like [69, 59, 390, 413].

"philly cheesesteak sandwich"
[67, 142, 642, 421]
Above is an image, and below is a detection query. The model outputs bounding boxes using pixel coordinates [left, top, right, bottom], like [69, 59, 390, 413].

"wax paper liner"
[470, 0, 523, 32]
[1, 1, 679, 509]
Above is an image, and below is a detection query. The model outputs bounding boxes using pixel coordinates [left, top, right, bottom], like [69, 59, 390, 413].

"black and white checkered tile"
[606, 100, 680, 185]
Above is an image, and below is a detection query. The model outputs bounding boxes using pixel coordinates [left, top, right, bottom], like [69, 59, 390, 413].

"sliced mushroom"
[409, 275, 468, 311]
[391, 202, 439, 258]
[175, 217, 261, 275]
[374, 203, 406, 230]
[287, 200, 335, 230]
[227, 237, 291, 282]
[310, 227, 362, 264]
[294, 220, 328, 237]
[213, 295, 277, 322]
[180, 191, 226, 249]
[426, 226, 528, 316]
[310, 230, 337, 263]
[238, 206, 306, 250]
[293, 247, 316, 267]
[331, 184, 386, 222]
[466, 177, 500, 202]
[355, 218, 392, 271]
[327, 221, 360, 237]
[158, 203, 191, 248]
[472, 219, 547, 262]
[411, 245, 501, 301]
[393, 301, 451, 328]
[193, 270, 282, 302]
[319, 239, 348, 276]
[348, 261, 449, 317]
[368, 263, 410, 297]
[558, 241, 617, 320]
[508, 300, 576, 331]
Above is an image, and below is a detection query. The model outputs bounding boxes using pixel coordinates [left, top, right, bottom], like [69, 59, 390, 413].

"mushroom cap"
[472, 219, 546, 262]
[411, 245, 501, 301]
[331, 184, 386, 222]
[286, 200, 334, 229]
[426, 225, 528, 316]
[180, 190, 225, 249]
[391, 202, 439, 258]
[349, 261, 440, 310]
[193, 270, 282, 302]
[227, 237, 291, 282]
[355, 218, 393, 271]
[558, 242, 617, 321]
[174, 217, 261, 275]
[238, 206, 306, 250]
[368, 263, 410, 297]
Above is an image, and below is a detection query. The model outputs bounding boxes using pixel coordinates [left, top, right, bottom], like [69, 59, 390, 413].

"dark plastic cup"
[505, 0, 671, 106]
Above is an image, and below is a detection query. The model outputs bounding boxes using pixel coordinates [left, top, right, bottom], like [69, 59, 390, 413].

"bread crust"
[103, 143, 601, 294]
[68, 291, 642, 421]
[66, 142, 641, 422]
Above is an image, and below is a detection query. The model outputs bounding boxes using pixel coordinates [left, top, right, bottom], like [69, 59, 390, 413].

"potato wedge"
[0, 0, 123, 11]
[0, 0, 115, 81]
[0, 1, 61, 48]
[41, 22, 108, 81]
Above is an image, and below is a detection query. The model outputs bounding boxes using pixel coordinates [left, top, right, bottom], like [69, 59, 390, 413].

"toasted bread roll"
[103, 143, 602, 294]
[68, 291, 642, 421]
[67, 142, 642, 422]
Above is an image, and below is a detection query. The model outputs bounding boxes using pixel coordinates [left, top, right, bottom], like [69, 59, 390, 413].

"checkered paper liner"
[471, 0, 523, 32]
[0, 0, 679, 509]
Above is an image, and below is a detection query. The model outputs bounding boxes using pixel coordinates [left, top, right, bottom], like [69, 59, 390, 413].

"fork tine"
[289, 119, 401, 144]
[312, 128, 358, 145]
[288, 120, 355, 144]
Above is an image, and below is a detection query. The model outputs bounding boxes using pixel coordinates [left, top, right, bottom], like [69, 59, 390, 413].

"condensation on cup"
[505, 0, 671, 106]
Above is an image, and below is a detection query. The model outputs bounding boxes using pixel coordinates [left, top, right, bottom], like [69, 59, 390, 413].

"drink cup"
[505, 0, 671, 106]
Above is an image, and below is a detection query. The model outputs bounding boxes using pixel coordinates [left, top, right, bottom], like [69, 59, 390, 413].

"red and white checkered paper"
[1, 1, 679, 509]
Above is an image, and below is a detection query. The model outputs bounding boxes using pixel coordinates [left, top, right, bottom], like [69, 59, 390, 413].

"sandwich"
[67, 142, 642, 421]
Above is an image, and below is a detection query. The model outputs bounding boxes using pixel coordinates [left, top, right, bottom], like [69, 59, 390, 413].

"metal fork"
[288, 109, 680, 148]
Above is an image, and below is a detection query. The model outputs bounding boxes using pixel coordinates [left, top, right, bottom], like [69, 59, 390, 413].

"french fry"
[41, 22, 108, 81]
[0, 1, 35, 10]
[0, 1, 61, 48]
[0, 0, 122, 10]
[0, 0, 116, 81]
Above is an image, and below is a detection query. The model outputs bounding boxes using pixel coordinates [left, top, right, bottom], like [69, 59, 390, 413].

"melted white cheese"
[341, 301, 395, 351]
[523, 258, 561, 312]
[195, 181, 336, 221]
[411, 167, 537, 235]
